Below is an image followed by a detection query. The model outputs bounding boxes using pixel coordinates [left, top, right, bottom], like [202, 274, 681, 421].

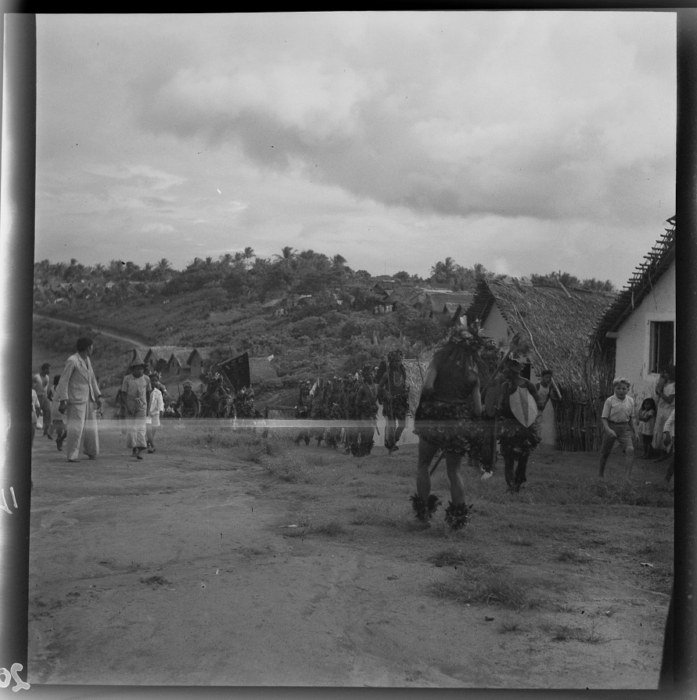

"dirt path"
[33, 312, 150, 347]
[27, 424, 673, 689]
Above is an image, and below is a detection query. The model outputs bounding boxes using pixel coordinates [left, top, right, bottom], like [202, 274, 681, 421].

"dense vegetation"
[33, 249, 614, 393]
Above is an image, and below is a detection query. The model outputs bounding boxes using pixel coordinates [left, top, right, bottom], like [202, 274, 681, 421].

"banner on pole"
[218, 352, 251, 392]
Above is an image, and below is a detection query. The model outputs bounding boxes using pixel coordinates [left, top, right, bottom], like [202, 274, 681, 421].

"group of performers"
[412, 322, 550, 530]
[293, 366, 382, 457]
[292, 327, 551, 530]
[292, 349, 412, 458]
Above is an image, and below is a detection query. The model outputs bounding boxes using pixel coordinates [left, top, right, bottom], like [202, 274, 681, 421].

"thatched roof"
[421, 289, 473, 314]
[187, 347, 215, 365]
[145, 346, 189, 363]
[467, 278, 616, 396]
[591, 217, 675, 349]
[168, 350, 191, 368]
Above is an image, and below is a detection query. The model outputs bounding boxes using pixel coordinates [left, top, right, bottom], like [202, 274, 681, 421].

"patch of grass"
[308, 521, 347, 537]
[263, 464, 300, 482]
[431, 571, 538, 610]
[498, 619, 524, 633]
[557, 548, 593, 564]
[350, 503, 404, 528]
[467, 576, 539, 609]
[507, 534, 535, 547]
[545, 622, 604, 644]
[428, 548, 467, 568]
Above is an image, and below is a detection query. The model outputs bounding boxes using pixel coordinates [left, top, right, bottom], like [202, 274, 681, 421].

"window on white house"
[649, 321, 674, 374]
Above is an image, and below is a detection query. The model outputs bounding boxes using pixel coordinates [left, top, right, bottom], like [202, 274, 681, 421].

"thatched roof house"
[467, 278, 615, 397]
[144, 346, 189, 374]
[420, 289, 473, 317]
[466, 278, 616, 450]
[168, 350, 192, 376]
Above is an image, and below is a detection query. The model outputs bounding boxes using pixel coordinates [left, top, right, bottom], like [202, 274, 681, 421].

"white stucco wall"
[481, 302, 557, 446]
[614, 262, 675, 405]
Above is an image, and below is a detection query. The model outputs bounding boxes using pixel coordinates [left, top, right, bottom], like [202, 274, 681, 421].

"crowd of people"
[32, 333, 676, 524]
[291, 350, 411, 457]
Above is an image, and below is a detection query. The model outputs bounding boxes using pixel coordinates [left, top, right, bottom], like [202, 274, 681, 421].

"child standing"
[599, 377, 636, 479]
[50, 374, 68, 451]
[146, 379, 165, 453]
[636, 397, 657, 459]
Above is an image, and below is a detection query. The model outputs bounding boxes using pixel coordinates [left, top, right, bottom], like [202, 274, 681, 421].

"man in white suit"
[55, 337, 103, 462]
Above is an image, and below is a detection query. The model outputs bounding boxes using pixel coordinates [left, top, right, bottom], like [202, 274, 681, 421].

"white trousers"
[65, 400, 100, 461]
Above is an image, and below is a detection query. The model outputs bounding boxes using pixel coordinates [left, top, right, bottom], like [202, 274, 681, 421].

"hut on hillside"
[167, 350, 192, 378]
[466, 277, 616, 451]
[188, 347, 215, 381]
[144, 346, 189, 375]
[590, 217, 675, 403]
[420, 289, 473, 319]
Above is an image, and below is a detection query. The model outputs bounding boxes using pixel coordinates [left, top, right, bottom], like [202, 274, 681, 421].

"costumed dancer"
[412, 324, 494, 529]
[342, 374, 360, 454]
[293, 380, 312, 446]
[354, 365, 378, 456]
[325, 378, 344, 449]
[496, 353, 541, 492]
[378, 350, 409, 453]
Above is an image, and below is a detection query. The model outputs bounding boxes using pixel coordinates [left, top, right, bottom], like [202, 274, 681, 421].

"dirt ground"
[27, 418, 673, 690]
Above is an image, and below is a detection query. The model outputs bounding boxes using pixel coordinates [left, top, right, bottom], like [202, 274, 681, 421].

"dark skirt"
[497, 417, 541, 456]
[414, 399, 493, 461]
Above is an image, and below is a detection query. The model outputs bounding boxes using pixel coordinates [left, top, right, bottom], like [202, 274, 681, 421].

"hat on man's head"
[130, 349, 146, 369]
[506, 352, 525, 367]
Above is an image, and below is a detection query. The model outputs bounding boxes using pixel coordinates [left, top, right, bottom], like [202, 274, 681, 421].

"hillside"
[32, 281, 452, 408]
[32, 253, 615, 407]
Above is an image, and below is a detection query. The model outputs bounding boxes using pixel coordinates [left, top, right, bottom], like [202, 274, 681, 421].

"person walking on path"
[120, 356, 151, 460]
[598, 377, 636, 479]
[55, 337, 103, 462]
[32, 362, 53, 439]
[146, 378, 165, 453]
[412, 324, 494, 529]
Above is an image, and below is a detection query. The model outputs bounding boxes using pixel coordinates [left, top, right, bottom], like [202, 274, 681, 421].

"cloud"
[125, 12, 674, 228]
[141, 223, 175, 234]
[34, 12, 676, 287]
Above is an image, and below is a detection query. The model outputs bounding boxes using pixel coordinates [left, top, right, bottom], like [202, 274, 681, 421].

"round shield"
[509, 386, 538, 427]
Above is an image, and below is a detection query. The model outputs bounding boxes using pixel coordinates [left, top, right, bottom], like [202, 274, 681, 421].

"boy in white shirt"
[146, 380, 165, 453]
[599, 377, 636, 479]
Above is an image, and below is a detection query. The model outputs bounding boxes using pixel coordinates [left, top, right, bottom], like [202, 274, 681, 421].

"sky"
[35, 11, 677, 287]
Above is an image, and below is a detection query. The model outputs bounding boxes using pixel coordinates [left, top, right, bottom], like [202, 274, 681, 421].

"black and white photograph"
[2, 7, 691, 692]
